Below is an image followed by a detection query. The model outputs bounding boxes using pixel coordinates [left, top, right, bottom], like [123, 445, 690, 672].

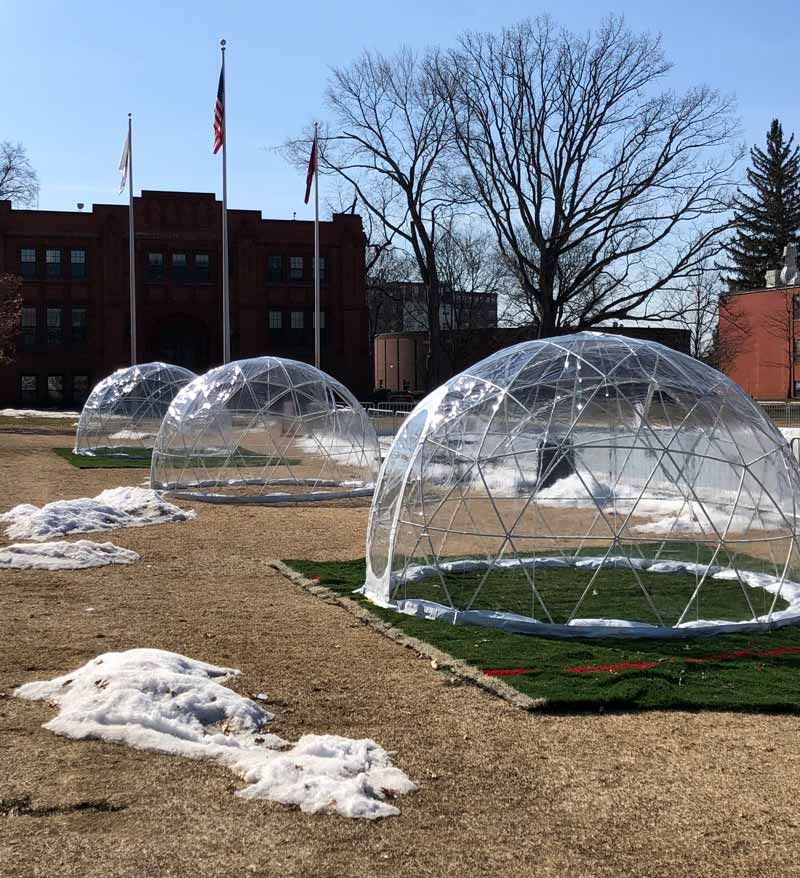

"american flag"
[213, 63, 224, 154]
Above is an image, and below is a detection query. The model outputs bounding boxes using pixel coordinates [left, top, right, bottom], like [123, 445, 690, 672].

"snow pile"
[534, 474, 786, 535]
[1, 487, 195, 542]
[535, 472, 617, 505]
[15, 649, 415, 819]
[0, 540, 139, 570]
[108, 430, 158, 441]
[0, 408, 80, 419]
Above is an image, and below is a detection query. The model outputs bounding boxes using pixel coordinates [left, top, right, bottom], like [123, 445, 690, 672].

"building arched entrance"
[151, 313, 211, 374]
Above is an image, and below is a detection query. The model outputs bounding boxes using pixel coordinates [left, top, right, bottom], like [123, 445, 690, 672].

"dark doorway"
[152, 314, 211, 374]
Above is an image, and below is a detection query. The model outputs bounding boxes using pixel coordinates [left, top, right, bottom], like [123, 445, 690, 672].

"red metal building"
[719, 285, 800, 400]
[0, 191, 370, 407]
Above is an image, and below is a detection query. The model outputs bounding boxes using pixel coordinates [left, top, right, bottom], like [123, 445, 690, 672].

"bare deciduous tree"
[433, 15, 741, 337]
[434, 218, 506, 370]
[285, 48, 455, 388]
[0, 273, 23, 365]
[0, 141, 39, 206]
[661, 264, 728, 362]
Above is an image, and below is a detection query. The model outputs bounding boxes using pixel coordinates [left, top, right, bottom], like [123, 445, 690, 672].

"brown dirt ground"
[2, 429, 800, 878]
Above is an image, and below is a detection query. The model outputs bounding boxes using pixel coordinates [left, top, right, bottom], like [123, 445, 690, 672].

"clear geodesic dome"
[74, 362, 196, 458]
[363, 332, 800, 638]
[150, 357, 381, 502]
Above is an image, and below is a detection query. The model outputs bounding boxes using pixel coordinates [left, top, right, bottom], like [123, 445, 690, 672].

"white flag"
[118, 131, 130, 194]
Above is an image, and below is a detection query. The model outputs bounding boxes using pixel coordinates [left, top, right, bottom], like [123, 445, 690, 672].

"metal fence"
[363, 400, 800, 462]
[361, 401, 416, 442]
[758, 402, 800, 428]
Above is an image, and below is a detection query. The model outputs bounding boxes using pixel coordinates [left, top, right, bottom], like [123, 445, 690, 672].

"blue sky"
[5, 0, 800, 220]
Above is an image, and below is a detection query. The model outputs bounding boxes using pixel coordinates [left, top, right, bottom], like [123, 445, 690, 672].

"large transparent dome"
[74, 362, 196, 458]
[363, 332, 800, 637]
[150, 357, 381, 503]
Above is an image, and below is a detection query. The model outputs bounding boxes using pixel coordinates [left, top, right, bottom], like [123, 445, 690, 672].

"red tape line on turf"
[482, 644, 800, 677]
[564, 644, 800, 674]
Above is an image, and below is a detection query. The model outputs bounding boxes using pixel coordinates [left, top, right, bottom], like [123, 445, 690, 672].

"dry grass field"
[2, 425, 800, 877]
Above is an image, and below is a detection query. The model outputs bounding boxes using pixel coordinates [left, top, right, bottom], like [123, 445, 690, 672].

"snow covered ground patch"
[0, 408, 80, 419]
[1, 487, 195, 542]
[108, 430, 158, 441]
[15, 649, 415, 819]
[0, 540, 139, 570]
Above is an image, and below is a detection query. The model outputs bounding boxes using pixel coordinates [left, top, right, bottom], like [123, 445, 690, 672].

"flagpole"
[128, 113, 137, 366]
[313, 121, 320, 369]
[220, 38, 231, 364]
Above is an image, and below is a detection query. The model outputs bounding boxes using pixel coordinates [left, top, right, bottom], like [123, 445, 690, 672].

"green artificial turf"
[284, 557, 800, 713]
[54, 447, 151, 468]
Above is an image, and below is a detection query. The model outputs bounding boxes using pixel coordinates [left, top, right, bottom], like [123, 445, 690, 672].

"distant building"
[719, 283, 800, 399]
[0, 191, 371, 407]
[369, 281, 498, 337]
[374, 325, 691, 394]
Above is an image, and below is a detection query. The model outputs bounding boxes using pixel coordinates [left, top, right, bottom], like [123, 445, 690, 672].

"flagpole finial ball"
[220, 38, 226, 49]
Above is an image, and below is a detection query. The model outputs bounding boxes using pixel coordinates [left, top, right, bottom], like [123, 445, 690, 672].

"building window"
[20, 248, 36, 278]
[290, 310, 304, 330]
[70, 249, 87, 279]
[46, 307, 63, 345]
[316, 256, 327, 283]
[289, 256, 304, 281]
[171, 253, 187, 281]
[45, 249, 62, 278]
[195, 253, 210, 280]
[268, 309, 282, 330]
[72, 374, 90, 404]
[72, 307, 88, 345]
[20, 374, 38, 403]
[47, 375, 64, 404]
[21, 306, 36, 347]
[268, 255, 282, 282]
[147, 252, 165, 280]
[313, 309, 326, 330]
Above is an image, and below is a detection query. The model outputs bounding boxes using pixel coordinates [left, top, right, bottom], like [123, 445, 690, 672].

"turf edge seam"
[267, 559, 546, 712]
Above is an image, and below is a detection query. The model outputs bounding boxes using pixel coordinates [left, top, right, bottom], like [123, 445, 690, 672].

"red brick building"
[0, 191, 370, 407]
[719, 285, 800, 399]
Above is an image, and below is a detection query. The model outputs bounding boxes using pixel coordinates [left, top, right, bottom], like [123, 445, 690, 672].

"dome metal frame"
[362, 332, 800, 638]
[150, 357, 381, 504]
[74, 362, 196, 459]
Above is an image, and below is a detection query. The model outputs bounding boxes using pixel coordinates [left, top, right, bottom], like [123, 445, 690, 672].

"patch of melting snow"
[0, 487, 195, 542]
[0, 408, 80, 419]
[108, 430, 158, 441]
[15, 649, 416, 819]
[0, 540, 139, 570]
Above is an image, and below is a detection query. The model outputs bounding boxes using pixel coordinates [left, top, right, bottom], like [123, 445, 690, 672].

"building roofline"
[726, 285, 800, 296]
[0, 191, 362, 227]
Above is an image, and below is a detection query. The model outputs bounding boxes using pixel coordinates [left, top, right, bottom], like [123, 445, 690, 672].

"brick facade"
[719, 286, 800, 400]
[0, 191, 370, 407]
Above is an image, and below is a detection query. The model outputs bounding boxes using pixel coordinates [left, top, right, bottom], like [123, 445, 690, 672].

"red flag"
[213, 64, 224, 155]
[304, 131, 317, 204]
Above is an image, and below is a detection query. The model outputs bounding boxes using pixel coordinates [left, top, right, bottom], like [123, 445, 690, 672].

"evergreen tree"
[725, 119, 800, 289]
